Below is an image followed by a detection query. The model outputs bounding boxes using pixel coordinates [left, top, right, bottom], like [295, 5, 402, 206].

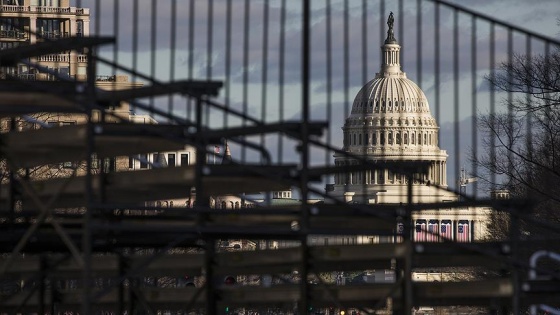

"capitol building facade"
[329, 13, 490, 244]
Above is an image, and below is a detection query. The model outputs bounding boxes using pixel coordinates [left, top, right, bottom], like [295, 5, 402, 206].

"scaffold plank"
[0, 165, 292, 208]
[96, 80, 223, 101]
[0, 123, 186, 168]
[0, 280, 519, 311]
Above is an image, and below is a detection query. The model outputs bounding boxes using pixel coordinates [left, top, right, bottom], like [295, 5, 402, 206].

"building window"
[103, 158, 116, 172]
[221, 201, 226, 209]
[353, 134, 356, 145]
[235, 201, 239, 209]
[404, 133, 408, 145]
[91, 154, 99, 169]
[168, 153, 176, 167]
[37, 18, 66, 39]
[418, 133, 422, 145]
[396, 132, 401, 145]
[153, 153, 162, 166]
[128, 156, 134, 169]
[411, 133, 415, 144]
[180, 153, 189, 166]
[380, 132, 385, 145]
[388, 132, 393, 145]
[139, 154, 148, 169]
[32, 0, 61, 6]
[365, 133, 369, 145]
[372, 133, 377, 145]
[76, 20, 84, 37]
[358, 133, 362, 145]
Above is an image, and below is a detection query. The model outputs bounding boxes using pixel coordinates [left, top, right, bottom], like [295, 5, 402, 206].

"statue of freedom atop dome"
[385, 12, 397, 44]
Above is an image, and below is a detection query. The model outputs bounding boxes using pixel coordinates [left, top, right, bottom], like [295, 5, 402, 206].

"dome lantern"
[381, 12, 402, 76]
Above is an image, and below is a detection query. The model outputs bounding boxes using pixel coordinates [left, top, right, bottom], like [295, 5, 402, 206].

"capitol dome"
[350, 76, 432, 116]
[331, 12, 456, 205]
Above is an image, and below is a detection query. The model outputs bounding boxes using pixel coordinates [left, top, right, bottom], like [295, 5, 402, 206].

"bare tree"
[477, 48, 560, 242]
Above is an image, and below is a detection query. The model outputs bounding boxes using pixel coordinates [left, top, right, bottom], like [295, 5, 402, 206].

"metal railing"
[0, 29, 26, 39]
[36, 31, 69, 39]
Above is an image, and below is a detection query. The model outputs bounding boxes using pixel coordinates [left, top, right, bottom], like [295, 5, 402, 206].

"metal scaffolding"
[0, 0, 559, 314]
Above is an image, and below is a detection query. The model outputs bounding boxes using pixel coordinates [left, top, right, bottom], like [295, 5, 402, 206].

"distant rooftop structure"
[0, 0, 90, 80]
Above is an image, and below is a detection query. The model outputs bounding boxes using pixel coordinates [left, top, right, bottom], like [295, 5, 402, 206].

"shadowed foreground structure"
[0, 1, 559, 314]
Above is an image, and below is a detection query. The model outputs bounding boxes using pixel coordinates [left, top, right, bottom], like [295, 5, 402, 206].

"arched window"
[404, 133, 408, 145]
[380, 132, 385, 145]
[388, 132, 393, 145]
[396, 133, 401, 145]
[372, 133, 377, 145]
[424, 134, 427, 145]
[365, 133, 369, 145]
[429, 134, 432, 145]
[235, 201, 240, 209]
[353, 134, 356, 145]
[418, 133, 422, 145]
[411, 132, 415, 144]
[359, 133, 362, 145]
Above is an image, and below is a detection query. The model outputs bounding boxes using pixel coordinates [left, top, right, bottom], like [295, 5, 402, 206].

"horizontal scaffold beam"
[0, 279, 521, 312]
[0, 243, 509, 278]
[0, 165, 297, 209]
[0, 121, 328, 168]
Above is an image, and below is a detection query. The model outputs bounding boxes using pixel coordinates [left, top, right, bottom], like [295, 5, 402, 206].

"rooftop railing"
[0, 5, 89, 15]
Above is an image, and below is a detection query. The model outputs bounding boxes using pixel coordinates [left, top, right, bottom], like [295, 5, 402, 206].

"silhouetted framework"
[0, 1, 558, 315]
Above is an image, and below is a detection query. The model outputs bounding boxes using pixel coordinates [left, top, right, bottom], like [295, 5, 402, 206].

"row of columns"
[345, 129, 438, 147]
[384, 49, 400, 66]
[335, 161, 447, 186]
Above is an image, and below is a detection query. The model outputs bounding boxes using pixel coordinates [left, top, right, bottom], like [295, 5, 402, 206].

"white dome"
[351, 76, 432, 117]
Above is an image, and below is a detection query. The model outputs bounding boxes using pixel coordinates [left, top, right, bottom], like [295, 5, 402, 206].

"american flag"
[427, 220, 439, 242]
[440, 220, 452, 241]
[457, 221, 470, 242]
[415, 220, 427, 242]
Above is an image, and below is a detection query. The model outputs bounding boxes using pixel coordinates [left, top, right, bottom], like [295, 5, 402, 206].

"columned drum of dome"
[331, 13, 457, 204]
